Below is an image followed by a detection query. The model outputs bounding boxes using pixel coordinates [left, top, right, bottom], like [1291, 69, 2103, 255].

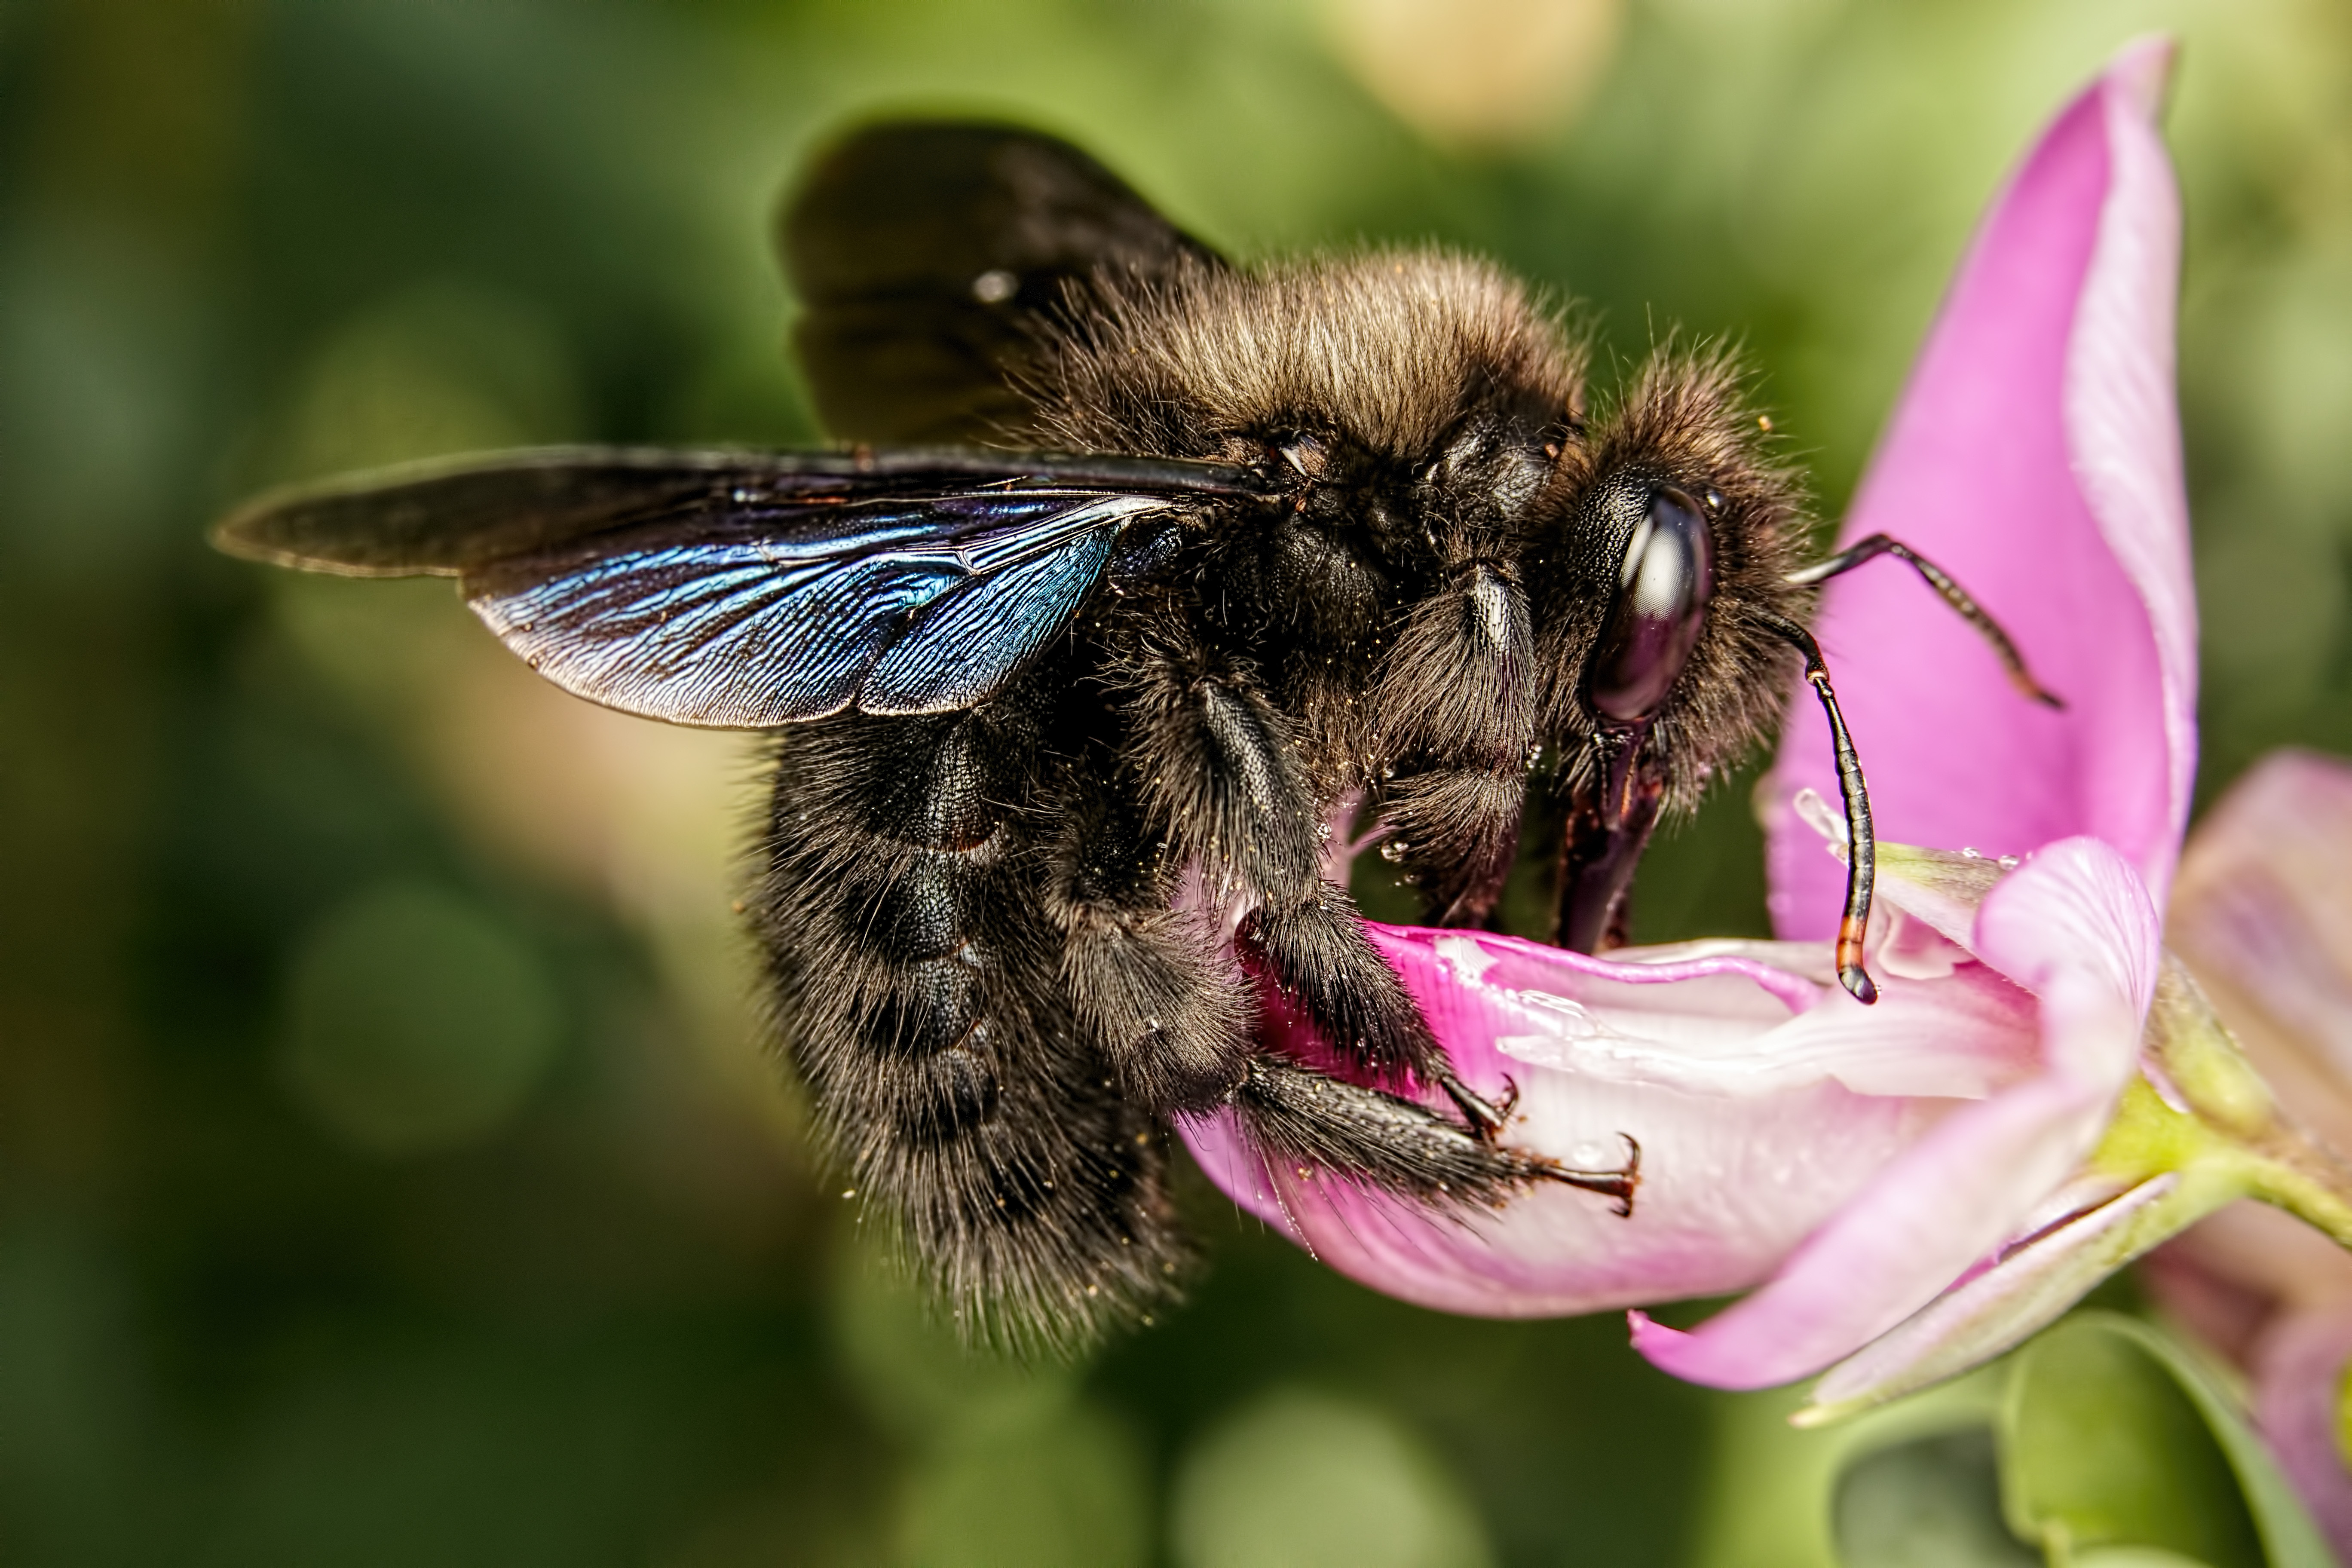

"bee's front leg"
[1234, 1056, 1639, 1215]
[1115, 626, 1522, 1148]
[1367, 558, 1538, 928]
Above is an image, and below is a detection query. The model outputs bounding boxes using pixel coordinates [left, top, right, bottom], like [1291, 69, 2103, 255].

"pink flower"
[1183, 38, 2249, 1398]
[1650, 31, 2198, 1396]
[1765, 38, 2196, 928]
[1185, 833, 2158, 1353]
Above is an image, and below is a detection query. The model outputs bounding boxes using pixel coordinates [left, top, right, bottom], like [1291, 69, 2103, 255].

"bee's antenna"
[1748, 609, 1877, 1004]
[1785, 534, 2063, 709]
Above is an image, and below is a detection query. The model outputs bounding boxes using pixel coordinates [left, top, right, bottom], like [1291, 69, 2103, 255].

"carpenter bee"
[216, 122, 2052, 1350]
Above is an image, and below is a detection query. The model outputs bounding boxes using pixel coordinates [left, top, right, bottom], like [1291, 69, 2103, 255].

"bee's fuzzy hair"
[1029, 248, 1587, 463]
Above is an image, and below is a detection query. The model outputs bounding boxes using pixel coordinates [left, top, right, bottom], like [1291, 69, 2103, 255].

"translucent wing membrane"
[468, 491, 1158, 723]
[214, 446, 1262, 726]
[856, 517, 1126, 714]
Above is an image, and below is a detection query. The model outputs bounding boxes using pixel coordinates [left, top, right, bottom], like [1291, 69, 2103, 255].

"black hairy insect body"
[756, 693, 1194, 1337]
[784, 195, 1799, 1344]
[216, 121, 2052, 1352]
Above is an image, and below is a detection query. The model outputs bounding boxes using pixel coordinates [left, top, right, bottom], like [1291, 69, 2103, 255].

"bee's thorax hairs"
[1026, 250, 1587, 926]
[1028, 248, 1586, 469]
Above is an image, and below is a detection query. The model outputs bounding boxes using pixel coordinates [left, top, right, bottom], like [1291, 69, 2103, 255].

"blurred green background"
[4, 0, 2349, 1563]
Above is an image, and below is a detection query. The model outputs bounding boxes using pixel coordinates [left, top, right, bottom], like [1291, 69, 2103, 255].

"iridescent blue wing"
[460, 486, 1170, 724]
[214, 446, 1267, 726]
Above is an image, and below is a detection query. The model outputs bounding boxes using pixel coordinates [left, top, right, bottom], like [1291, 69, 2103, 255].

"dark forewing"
[214, 446, 1266, 726]
[782, 121, 1222, 445]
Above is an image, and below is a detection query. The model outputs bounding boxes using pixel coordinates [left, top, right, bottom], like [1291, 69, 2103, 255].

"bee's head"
[1524, 346, 1817, 948]
[1534, 346, 1816, 803]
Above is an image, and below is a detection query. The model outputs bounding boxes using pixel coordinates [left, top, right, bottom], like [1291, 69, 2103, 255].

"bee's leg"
[754, 706, 1186, 1348]
[1784, 534, 2063, 709]
[1044, 757, 1253, 1116]
[1370, 560, 1537, 927]
[1234, 893, 1516, 1142]
[1042, 739, 1538, 1176]
[1121, 637, 1472, 1114]
[1233, 1055, 1640, 1216]
[1375, 768, 1528, 927]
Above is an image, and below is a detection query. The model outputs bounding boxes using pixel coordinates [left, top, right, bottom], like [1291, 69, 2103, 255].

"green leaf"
[1999, 1313, 2331, 1567]
[1831, 1426, 2040, 1567]
[2082, 1318, 2338, 1568]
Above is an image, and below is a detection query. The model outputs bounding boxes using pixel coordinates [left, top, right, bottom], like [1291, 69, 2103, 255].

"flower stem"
[2110, 958, 2352, 1249]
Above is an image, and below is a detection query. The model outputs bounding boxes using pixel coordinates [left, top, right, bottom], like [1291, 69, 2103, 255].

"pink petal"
[1801, 1173, 2197, 1421]
[2253, 1309, 2352, 1559]
[2171, 749, 2352, 1097]
[1769, 38, 2194, 939]
[1179, 928, 2028, 1318]
[1390, 925, 2033, 1102]
[2166, 749, 2352, 1549]
[1633, 837, 2156, 1387]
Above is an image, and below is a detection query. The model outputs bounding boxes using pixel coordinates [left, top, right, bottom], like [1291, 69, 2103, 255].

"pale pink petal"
[2171, 750, 2352, 1094]
[2253, 1308, 2352, 1559]
[1770, 39, 2193, 938]
[1394, 925, 2035, 1103]
[2140, 1199, 2352, 1369]
[1179, 927, 2031, 1319]
[1800, 1174, 2205, 1421]
[1633, 838, 2157, 1387]
[2169, 750, 2352, 1549]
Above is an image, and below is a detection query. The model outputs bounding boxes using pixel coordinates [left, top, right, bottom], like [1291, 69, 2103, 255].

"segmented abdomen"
[752, 697, 1185, 1349]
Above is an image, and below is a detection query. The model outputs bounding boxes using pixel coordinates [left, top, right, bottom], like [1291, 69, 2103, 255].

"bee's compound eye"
[1589, 485, 1715, 723]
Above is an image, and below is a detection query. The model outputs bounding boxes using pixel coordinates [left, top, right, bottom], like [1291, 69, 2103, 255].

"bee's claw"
[1437, 1070, 1514, 1142]
[1544, 1133, 1641, 1217]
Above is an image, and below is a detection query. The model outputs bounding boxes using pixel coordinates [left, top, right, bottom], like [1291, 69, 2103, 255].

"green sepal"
[1997, 1313, 2331, 1568]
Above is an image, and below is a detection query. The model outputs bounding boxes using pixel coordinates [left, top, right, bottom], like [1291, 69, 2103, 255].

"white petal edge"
[2066, 34, 2196, 906]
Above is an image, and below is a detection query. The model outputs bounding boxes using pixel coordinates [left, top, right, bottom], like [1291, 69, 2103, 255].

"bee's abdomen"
[754, 703, 1185, 1350]
[763, 711, 1020, 1149]
[846, 852, 1005, 1142]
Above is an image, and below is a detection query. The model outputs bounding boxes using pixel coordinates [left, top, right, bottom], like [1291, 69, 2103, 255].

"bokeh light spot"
[894, 1399, 1151, 1568]
[1170, 1386, 1495, 1568]
[1317, 0, 1622, 151]
[267, 279, 583, 483]
[278, 879, 561, 1155]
